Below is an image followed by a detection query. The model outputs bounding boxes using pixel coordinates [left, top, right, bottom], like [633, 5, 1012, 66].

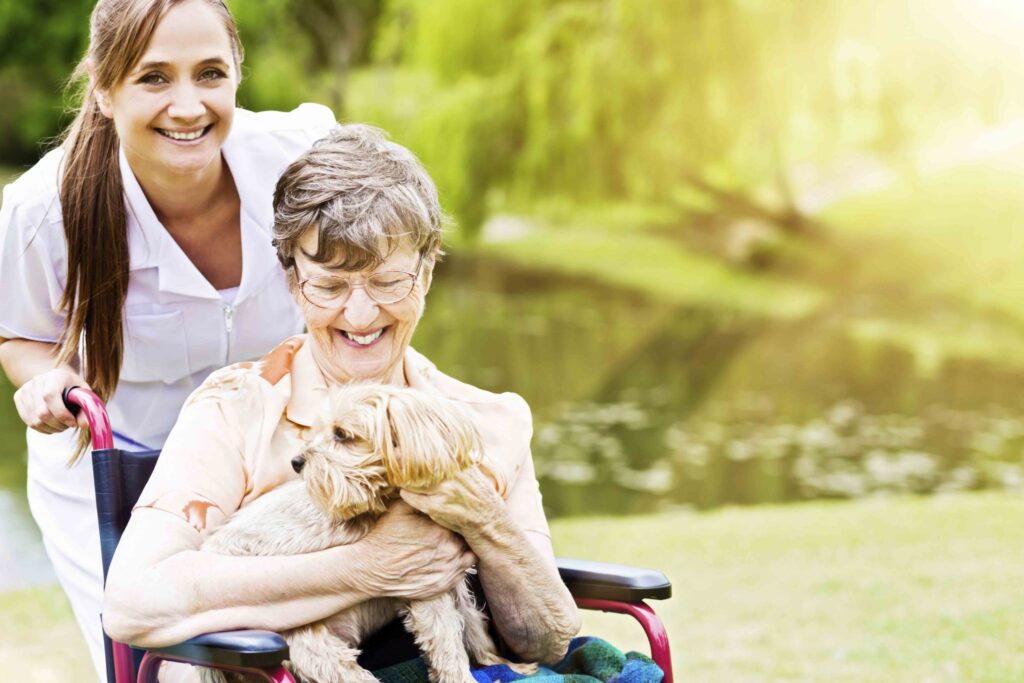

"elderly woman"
[102, 125, 581, 674]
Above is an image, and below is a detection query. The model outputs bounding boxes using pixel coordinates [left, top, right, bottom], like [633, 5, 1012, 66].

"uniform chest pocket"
[121, 310, 192, 384]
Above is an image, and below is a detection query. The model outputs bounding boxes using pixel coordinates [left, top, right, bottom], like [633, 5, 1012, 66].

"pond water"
[3, 255, 1024, 586]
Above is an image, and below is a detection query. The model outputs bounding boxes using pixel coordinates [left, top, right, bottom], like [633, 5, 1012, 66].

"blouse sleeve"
[0, 181, 66, 342]
[504, 445, 552, 537]
[497, 393, 552, 538]
[133, 367, 262, 533]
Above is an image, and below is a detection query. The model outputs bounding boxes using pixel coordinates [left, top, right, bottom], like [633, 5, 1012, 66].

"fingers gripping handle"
[61, 386, 114, 451]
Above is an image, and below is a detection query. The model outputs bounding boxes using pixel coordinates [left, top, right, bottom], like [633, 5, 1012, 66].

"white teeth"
[159, 127, 206, 141]
[342, 329, 384, 345]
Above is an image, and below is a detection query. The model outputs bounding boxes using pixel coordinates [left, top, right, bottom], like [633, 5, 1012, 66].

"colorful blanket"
[375, 637, 665, 683]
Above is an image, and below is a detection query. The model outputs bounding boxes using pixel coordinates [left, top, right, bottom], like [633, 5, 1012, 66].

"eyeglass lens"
[302, 272, 413, 306]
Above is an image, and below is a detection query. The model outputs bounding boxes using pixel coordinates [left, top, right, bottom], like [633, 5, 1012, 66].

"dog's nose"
[291, 455, 306, 474]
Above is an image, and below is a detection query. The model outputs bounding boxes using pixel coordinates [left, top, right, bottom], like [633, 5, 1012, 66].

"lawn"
[822, 158, 1024, 324]
[560, 493, 1024, 683]
[819, 153, 1024, 371]
[473, 225, 823, 320]
[472, 149, 1024, 371]
[5, 493, 1024, 682]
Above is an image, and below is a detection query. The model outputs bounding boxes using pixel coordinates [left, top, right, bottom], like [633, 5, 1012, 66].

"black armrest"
[557, 557, 672, 602]
[147, 629, 289, 668]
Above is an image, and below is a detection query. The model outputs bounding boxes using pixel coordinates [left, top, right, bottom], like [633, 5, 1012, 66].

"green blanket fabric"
[375, 637, 664, 683]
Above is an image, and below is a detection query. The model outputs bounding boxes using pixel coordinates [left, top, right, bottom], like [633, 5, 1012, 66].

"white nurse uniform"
[0, 103, 336, 681]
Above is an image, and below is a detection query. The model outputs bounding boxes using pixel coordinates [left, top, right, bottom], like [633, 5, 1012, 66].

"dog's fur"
[197, 384, 534, 683]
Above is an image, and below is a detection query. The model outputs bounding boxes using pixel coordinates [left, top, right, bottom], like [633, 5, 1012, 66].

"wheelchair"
[64, 386, 674, 683]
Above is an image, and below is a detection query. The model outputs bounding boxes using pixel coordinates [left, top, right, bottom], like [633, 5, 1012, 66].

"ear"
[85, 60, 113, 119]
[287, 265, 304, 306]
[94, 88, 113, 119]
[420, 258, 434, 295]
[302, 442, 391, 519]
[382, 389, 482, 489]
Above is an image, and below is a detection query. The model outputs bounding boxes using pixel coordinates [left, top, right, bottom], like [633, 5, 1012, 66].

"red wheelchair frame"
[65, 387, 674, 683]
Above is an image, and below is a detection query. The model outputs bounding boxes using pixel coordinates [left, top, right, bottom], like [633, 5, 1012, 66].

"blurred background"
[4, 0, 1024, 680]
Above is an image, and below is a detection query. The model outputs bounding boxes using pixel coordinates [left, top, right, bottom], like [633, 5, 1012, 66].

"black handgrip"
[62, 385, 83, 415]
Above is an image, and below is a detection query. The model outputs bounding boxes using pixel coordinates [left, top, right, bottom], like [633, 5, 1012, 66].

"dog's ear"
[302, 442, 392, 519]
[381, 389, 482, 489]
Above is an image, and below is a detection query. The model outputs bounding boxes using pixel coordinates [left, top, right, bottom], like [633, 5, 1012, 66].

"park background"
[3, 0, 1024, 680]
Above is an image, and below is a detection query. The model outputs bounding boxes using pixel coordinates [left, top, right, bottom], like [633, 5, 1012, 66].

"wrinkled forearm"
[103, 511, 374, 647]
[465, 514, 580, 664]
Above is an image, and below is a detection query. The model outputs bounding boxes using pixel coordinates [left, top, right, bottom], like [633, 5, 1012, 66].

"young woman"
[0, 1, 464, 679]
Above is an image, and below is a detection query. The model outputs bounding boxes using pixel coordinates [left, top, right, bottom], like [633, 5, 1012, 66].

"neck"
[310, 346, 409, 389]
[130, 153, 235, 227]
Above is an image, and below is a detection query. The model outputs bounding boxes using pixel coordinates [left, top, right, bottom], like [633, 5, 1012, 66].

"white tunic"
[0, 103, 336, 681]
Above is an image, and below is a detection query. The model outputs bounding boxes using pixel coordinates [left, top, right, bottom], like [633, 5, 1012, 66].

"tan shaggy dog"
[197, 384, 534, 683]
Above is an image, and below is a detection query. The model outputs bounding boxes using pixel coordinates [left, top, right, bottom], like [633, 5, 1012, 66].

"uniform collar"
[285, 338, 438, 427]
[284, 339, 328, 427]
[121, 147, 217, 299]
[120, 113, 284, 303]
[222, 131, 286, 305]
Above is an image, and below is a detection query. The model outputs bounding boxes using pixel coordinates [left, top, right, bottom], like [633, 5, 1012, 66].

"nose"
[342, 287, 380, 329]
[167, 83, 205, 121]
[291, 455, 306, 474]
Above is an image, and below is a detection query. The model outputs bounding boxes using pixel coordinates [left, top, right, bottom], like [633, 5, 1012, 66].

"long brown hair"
[58, 0, 242, 458]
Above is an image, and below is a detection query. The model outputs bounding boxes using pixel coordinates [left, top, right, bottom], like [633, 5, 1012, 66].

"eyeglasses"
[294, 256, 423, 308]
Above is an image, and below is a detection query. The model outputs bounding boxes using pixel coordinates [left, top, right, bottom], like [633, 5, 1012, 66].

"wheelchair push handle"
[61, 386, 114, 451]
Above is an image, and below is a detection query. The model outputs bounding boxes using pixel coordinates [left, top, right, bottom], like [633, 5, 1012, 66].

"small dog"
[198, 384, 534, 683]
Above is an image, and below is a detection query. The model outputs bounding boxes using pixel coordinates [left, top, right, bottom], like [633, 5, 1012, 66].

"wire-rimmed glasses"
[295, 256, 424, 308]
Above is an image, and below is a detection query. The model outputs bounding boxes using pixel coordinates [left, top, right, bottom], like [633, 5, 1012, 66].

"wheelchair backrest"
[92, 447, 160, 683]
[93, 448, 161, 580]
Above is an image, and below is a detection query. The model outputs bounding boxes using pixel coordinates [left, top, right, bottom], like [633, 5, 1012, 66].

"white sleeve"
[248, 103, 338, 155]
[293, 102, 338, 144]
[0, 185, 65, 342]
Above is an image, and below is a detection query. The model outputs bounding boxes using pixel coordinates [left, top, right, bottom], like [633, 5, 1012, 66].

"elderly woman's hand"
[399, 466, 505, 540]
[351, 500, 477, 600]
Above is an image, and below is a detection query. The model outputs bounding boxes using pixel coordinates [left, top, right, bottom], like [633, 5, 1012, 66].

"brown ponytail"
[56, 0, 243, 461]
[57, 87, 129, 410]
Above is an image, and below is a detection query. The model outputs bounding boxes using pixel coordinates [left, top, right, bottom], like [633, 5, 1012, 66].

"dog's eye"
[334, 426, 354, 443]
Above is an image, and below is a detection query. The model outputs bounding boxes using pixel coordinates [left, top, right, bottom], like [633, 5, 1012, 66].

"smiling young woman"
[0, 1, 340, 678]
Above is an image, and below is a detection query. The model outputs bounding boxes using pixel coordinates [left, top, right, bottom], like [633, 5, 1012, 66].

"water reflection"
[419, 257, 1024, 516]
[2, 256, 1024, 539]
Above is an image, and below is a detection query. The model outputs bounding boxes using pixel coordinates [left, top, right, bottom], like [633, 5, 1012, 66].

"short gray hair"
[272, 124, 444, 275]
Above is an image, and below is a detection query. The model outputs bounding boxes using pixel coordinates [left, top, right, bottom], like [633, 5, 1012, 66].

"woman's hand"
[399, 466, 505, 540]
[13, 367, 91, 434]
[351, 500, 477, 600]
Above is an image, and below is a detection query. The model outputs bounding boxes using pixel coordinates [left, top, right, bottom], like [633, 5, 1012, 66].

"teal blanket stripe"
[374, 637, 664, 683]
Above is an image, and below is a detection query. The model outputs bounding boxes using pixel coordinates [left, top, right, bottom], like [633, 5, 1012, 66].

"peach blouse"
[134, 336, 550, 538]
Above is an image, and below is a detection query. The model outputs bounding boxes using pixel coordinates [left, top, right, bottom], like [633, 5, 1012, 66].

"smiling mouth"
[339, 327, 386, 346]
[155, 124, 213, 142]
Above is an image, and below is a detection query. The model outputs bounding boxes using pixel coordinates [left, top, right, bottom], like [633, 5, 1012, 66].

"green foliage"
[2, 0, 1022, 240]
[346, 67, 520, 241]
[0, 0, 92, 163]
[345, 0, 1024, 238]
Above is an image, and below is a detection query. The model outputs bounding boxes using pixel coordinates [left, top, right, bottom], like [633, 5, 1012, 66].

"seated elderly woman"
[103, 125, 581, 677]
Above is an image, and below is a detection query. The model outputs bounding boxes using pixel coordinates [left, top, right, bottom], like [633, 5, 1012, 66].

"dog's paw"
[472, 652, 539, 676]
[503, 661, 539, 676]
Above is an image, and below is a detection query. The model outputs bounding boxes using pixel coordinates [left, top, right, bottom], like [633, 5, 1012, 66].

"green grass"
[0, 586, 92, 681]
[823, 160, 1024, 323]
[6, 493, 1024, 682]
[554, 493, 1024, 683]
[470, 224, 824, 319]
[802, 154, 1024, 370]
